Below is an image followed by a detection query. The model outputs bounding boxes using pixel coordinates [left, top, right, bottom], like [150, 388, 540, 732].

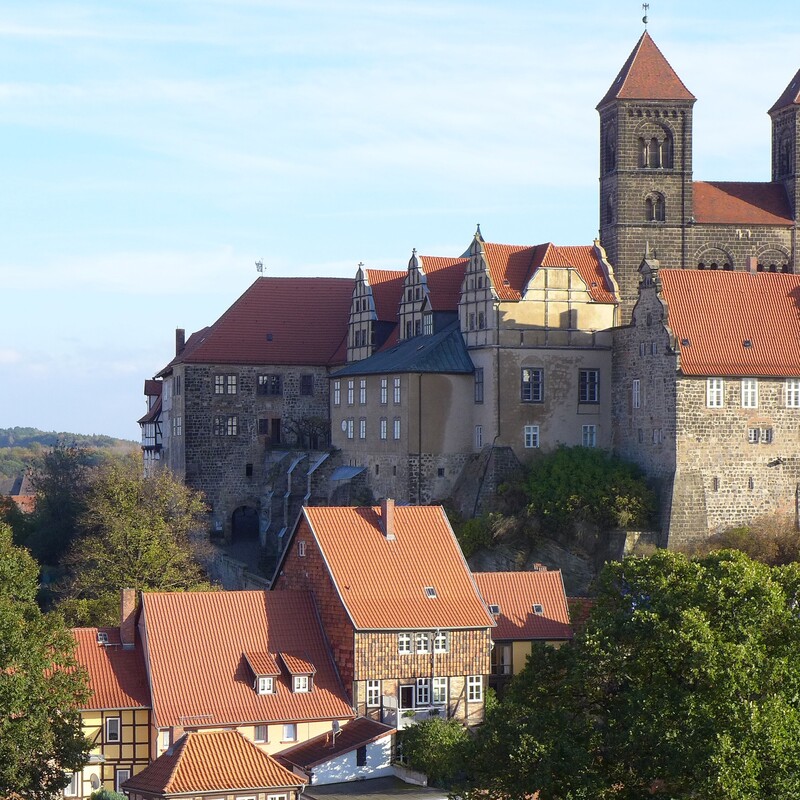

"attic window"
[293, 675, 310, 693]
[424, 586, 437, 599]
[97, 632, 109, 645]
[532, 604, 544, 615]
[256, 676, 274, 695]
[681, 338, 690, 347]
[298, 541, 306, 558]
[488, 604, 500, 615]
[743, 340, 753, 348]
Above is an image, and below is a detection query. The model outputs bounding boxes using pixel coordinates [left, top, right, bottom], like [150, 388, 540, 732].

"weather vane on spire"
[642, 3, 649, 26]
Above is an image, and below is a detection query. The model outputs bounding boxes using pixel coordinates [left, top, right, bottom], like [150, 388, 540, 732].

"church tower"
[770, 68, 800, 222]
[598, 31, 696, 319]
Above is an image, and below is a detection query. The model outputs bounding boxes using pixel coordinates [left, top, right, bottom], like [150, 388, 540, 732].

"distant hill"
[0, 427, 138, 481]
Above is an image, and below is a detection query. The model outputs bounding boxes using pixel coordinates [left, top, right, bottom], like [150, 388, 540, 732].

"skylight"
[488, 604, 500, 615]
[532, 604, 544, 615]
[424, 586, 437, 599]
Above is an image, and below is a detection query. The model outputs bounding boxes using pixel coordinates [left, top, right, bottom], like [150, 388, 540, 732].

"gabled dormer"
[347, 265, 405, 362]
[244, 651, 281, 695]
[281, 654, 316, 693]
[458, 226, 496, 346]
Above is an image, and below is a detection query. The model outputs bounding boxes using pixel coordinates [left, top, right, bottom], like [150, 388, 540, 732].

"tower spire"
[642, 3, 649, 26]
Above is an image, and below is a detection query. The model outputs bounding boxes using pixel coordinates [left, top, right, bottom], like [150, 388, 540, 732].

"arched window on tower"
[645, 193, 665, 222]
[604, 125, 616, 173]
[661, 132, 673, 168]
[638, 137, 647, 168]
[638, 129, 673, 169]
[606, 195, 614, 225]
[648, 137, 660, 168]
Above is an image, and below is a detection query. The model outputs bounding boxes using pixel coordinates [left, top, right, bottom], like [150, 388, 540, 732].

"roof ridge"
[769, 67, 800, 114]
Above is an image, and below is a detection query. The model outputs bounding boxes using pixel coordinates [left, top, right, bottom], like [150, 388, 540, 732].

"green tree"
[0, 523, 90, 797]
[57, 456, 215, 626]
[399, 717, 471, 787]
[465, 550, 800, 800]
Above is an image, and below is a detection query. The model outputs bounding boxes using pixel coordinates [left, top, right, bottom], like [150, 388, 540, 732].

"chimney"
[746, 256, 758, 273]
[380, 498, 396, 541]
[175, 328, 186, 356]
[120, 588, 137, 649]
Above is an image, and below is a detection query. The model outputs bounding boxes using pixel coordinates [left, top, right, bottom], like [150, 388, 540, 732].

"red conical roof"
[598, 31, 695, 108]
[769, 68, 800, 114]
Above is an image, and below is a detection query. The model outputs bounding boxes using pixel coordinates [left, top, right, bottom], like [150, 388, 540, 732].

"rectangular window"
[366, 679, 381, 708]
[741, 378, 758, 408]
[415, 319, 422, 336]
[214, 374, 225, 394]
[282, 723, 297, 742]
[293, 675, 309, 693]
[257, 676, 274, 694]
[433, 630, 449, 653]
[226, 416, 238, 436]
[468, 312, 475, 330]
[762, 427, 774, 444]
[300, 374, 314, 396]
[298, 540, 306, 557]
[651, 342, 658, 355]
[359, 418, 367, 439]
[424, 314, 433, 335]
[226, 374, 237, 394]
[415, 632, 430, 653]
[706, 378, 724, 408]
[652, 428, 662, 444]
[64, 773, 80, 797]
[359, 379, 367, 404]
[521, 368, 543, 403]
[380, 418, 388, 440]
[579, 369, 600, 403]
[172, 416, 182, 436]
[174, 375, 181, 395]
[115, 770, 131, 793]
[432, 676, 447, 705]
[632, 379, 641, 409]
[380, 378, 388, 404]
[416, 678, 431, 706]
[393, 418, 401, 440]
[347, 380, 354, 405]
[393, 377, 401, 404]
[787, 379, 800, 407]
[254, 724, 268, 743]
[356, 745, 368, 767]
[398, 632, 411, 654]
[474, 368, 484, 404]
[106, 717, 121, 743]
[524, 425, 540, 449]
[333, 380, 341, 406]
[159, 729, 170, 752]
[639, 342, 646, 356]
[748, 427, 760, 444]
[582, 424, 597, 447]
[258, 374, 282, 396]
[467, 675, 483, 702]
[346, 419, 354, 439]
[475, 425, 483, 449]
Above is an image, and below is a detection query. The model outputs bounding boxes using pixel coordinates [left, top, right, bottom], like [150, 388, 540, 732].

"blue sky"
[1, 1, 798, 440]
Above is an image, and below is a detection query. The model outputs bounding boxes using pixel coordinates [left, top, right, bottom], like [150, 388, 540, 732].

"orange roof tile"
[473, 571, 573, 642]
[769, 68, 800, 114]
[10, 495, 35, 514]
[539, 244, 617, 304]
[598, 31, 695, 108]
[298, 505, 494, 631]
[72, 628, 150, 710]
[483, 242, 542, 300]
[693, 182, 793, 226]
[244, 651, 281, 676]
[277, 717, 394, 771]
[418, 256, 469, 311]
[160, 277, 353, 371]
[658, 269, 800, 377]
[141, 590, 353, 729]
[366, 269, 405, 322]
[123, 729, 305, 795]
[281, 653, 316, 675]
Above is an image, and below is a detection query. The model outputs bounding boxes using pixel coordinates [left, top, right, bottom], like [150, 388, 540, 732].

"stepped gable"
[159, 277, 353, 371]
[140, 590, 353, 729]
[365, 269, 405, 321]
[658, 270, 800, 377]
[72, 627, 150, 710]
[297, 504, 494, 631]
[418, 255, 469, 310]
[473, 571, 573, 641]
[693, 182, 794, 225]
[123, 729, 304, 795]
[598, 30, 695, 108]
[769, 68, 800, 114]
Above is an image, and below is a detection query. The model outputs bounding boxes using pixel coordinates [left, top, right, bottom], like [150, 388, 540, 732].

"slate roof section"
[484, 242, 617, 303]
[597, 30, 695, 108]
[693, 182, 794, 226]
[473, 571, 573, 642]
[366, 269, 405, 322]
[658, 269, 800, 377]
[769, 68, 800, 114]
[122, 729, 305, 795]
[244, 651, 281, 677]
[71, 627, 151, 711]
[158, 277, 353, 372]
[298, 505, 495, 631]
[140, 590, 354, 729]
[277, 717, 395, 771]
[418, 256, 469, 311]
[331, 322, 473, 377]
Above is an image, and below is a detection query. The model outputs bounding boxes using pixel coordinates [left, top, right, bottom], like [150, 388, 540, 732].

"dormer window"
[293, 675, 310, 693]
[97, 631, 109, 645]
[281, 653, 316, 693]
[424, 586, 437, 599]
[488, 604, 500, 615]
[257, 676, 274, 695]
[245, 651, 281, 695]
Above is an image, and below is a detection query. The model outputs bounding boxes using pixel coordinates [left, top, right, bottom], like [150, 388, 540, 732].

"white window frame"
[521, 367, 543, 403]
[748, 427, 760, 444]
[393, 418, 401, 440]
[214, 374, 225, 394]
[359, 379, 367, 404]
[582, 424, 597, 448]
[432, 676, 448, 705]
[433, 630, 449, 653]
[293, 675, 310, 693]
[424, 314, 433, 335]
[415, 631, 430, 654]
[105, 716, 121, 743]
[366, 679, 381, 708]
[333, 380, 341, 406]
[475, 425, 483, 449]
[226, 374, 237, 394]
[467, 675, 483, 702]
[393, 377, 401, 404]
[159, 729, 170, 752]
[762, 427, 774, 444]
[524, 424, 540, 449]
[380, 378, 388, 404]
[416, 678, 431, 707]
[64, 772, 80, 797]
[706, 378, 724, 408]
[115, 769, 131, 793]
[380, 417, 387, 440]
[787, 379, 800, 408]
[346, 418, 354, 439]
[347, 380, 354, 405]
[257, 676, 274, 695]
[359, 418, 367, 439]
[398, 632, 411, 654]
[282, 723, 297, 742]
[254, 724, 268, 743]
[298, 540, 306, 558]
[632, 379, 641, 409]
[741, 378, 758, 409]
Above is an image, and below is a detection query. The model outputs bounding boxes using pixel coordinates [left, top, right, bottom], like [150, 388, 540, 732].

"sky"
[1, 1, 798, 441]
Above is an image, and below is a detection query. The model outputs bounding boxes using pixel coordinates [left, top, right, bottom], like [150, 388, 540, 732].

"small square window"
[533, 604, 544, 615]
[245, 463, 253, 477]
[257, 676, 274, 695]
[424, 586, 437, 599]
[437, 467, 445, 477]
[415, 632, 430, 653]
[433, 631, 449, 653]
[115, 769, 131, 793]
[398, 632, 411, 654]
[488, 604, 500, 615]
[293, 675, 310, 693]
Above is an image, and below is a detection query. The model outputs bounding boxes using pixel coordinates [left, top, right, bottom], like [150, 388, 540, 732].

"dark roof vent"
[266, 333, 273, 341]
[743, 339, 753, 348]
[681, 338, 690, 347]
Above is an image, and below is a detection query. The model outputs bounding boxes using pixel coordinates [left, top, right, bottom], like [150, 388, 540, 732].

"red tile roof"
[693, 182, 794, 226]
[366, 269, 405, 322]
[277, 717, 394, 771]
[160, 278, 353, 371]
[483, 242, 617, 304]
[473, 571, 572, 642]
[123, 729, 305, 795]
[598, 31, 695, 108]
[418, 256, 469, 311]
[769, 68, 800, 114]
[299, 505, 495, 631]
[10, 495, 36, 514]
[658, 269, 800, 377]
[282, 654, 316, 675]
[144, 379, 161, 397]
[141, 590, 354, 729]
[244, 651, 281, 676]
[72, 628, 150, 710]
